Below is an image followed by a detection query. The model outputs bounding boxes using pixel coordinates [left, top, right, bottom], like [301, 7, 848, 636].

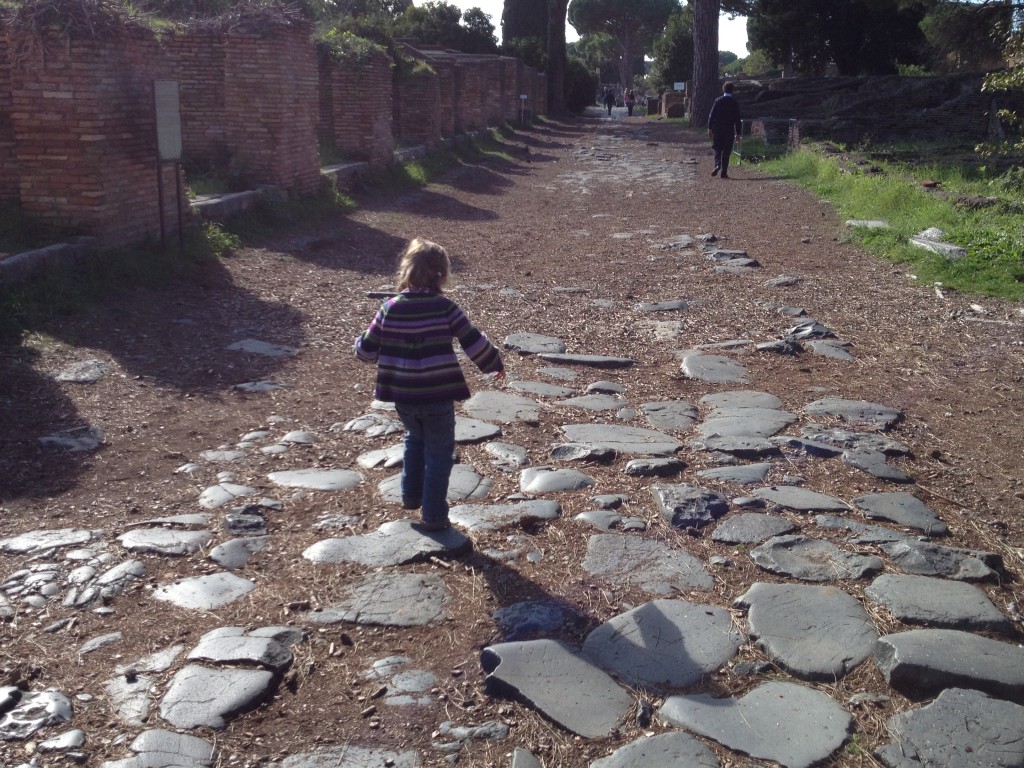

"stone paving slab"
[659, 681, 853, 768]
[504, 333, 567, 355]
[735, 582, 877, 680]
[582, 534, 713, 593]
[879, 539, 998, 581]
[537, 353, 637, 368]
[680, 354, 749, 384]
[751, 535, 884, 581]
[696, 407, 797, 438]
[152, 572, 256, 610]
[186, 627, 294, 672]
[865, 574, 1014, 634]
[266, 468, 362, 491]
[560, 423, 682, 456]
[582, 599, 740, 690]
[753, 486, 849, 512]
[852, 493, 947, 535]
[650, 483, 729, 529]
[302, 520, 471, 565]
[480, 639, 634, 738]
[638, 401, 699, 431]
[876, 688, 1024, 768]
[712, 513, 798, 544]
[450, 500, 561, 532]
[803, 397, 903, 430]
[159, 664, 276, 729]
[463, 391, 542, 423]
[98, 729, 216, 768]
[590, 731, 720, 768]
[305, 572, 450, 627]
[876, 628, 1024, 703]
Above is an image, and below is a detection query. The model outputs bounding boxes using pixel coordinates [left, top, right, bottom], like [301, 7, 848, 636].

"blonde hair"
[395, 237, 451, 293]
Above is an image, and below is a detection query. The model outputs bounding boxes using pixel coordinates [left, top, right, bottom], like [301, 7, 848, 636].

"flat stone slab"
[697, 408, 797, 438]
[266, 468, 362, 491]
[480, 639, 633, 738]
[876, 628, 1024, 703]
[117, 529, 212, 556]
[697, 462, 774, 485]
[802, 424, 911, 455]
[454, 416, 502, 443]
[39, 424, 104, 452]
[98, 729, 215, 768]
[815, 514, 913, 545]
[639, 401, 699, 431]
[843, 450, 913, 483]
[803, 397, 903, 430]
[659, 681, 853, 768]
[0, 528, 92, 554]
[753, 486, 849, 512]
[865, 574, 1014, 634]
[485, 441, 530, 469]
[559, 424, 682, 456]
[876, 687, 1024, 768]
[651, 483, 729, 529]
[187, 627, 294, 672]
[198, 483, 257, 509]
[56, 358, 111, 383]
[209, 536, 272, 569]
[226, 338, 298, 357]
[700, 390, 783, 410]
[852, 493, 947, 535]
[153, 572, 256, 610]
[590, 732, 720, 768]
[276, 746, 421, 768]
[302, 520, 471, 566]
[806, 340, 855, 360]
[356, 444, 404, 469]
[582, 533, 713, 593]
[537, 353, 637, 368]
[695, 436, 782, 460]
[751, 535, 884, 581]
[520, 466, 595, 494]
[159, 664, 275, 729]
[637, 299, 689, 312]
[0, 689, 72, 740]
[506, 380, 576, 398]
[625, 458, 684, 477]
[554, 394, 626, 411]
[582, 599, 740, 690]
[712, 513, 798, 544]
[306, 572, 449, 627]
[340, 413, 403, 437]
[879, 540, 998, 581]
[450, 500, 561, 532]
[379, 464, 493, 503]
[463, 391, 542, 423]
[493, 600, 570, 640]
[680, 354, 749, 384]
[503, 333, 567, 355]
[771, 435, 845, 458]
[735, 582, 877, 681]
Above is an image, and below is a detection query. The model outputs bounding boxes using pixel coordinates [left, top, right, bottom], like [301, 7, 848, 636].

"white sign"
[154, 80, 182, 161]
[520, 94, 528, 100]
[673, 82, 686, 92]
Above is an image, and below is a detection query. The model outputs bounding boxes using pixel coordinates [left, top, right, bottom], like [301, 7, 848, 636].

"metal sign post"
[153, 80, 183, 252]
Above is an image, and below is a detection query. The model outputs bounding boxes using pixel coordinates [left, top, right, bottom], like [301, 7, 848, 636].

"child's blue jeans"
[394, 400, 456, 526]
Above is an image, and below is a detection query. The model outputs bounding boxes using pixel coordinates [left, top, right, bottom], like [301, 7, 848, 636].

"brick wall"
[454, 61, 485, 133]
[163, 30, 228, 170]
[5, 25, 185, 246]
[223, 28, 321, 196]
[0, 29, 17, 203]
[394, 67, 442, 149]
[320, 49, 394, 168]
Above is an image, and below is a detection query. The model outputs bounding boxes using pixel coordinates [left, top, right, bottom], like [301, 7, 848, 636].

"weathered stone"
[876, 629, 1024, 703]
[590, 732, 720, 768]
[582, 534, 713, 593]
[187, 627, 293, 672]
[651, 483, 729, 528]
[493, 601, 569, 640]
[681, 354, 749, 384]
[117, 529, 212, 557]
[0, 528, 92, 554]
[583, 599, 740, 690]
[852, 493, 947, 535]
[659, 681, 852, 768]
[700, 390, 783, 410]
[379, 464, 492, 504]
[693, 436, 782, 460]
[751, 535, 884, 581]
[753, 486, 849, 513]
[153, 572, 256, 610]
[484, 441, 530, 468]
[806, 340, 855, 360]
[624, 458, 684, 478]
[735, 582, 877, 680]
[159, 664, 275, 729]
[503, 333, 567, 355]
[555, 394, 627, 412]
[843, 450, 914, 483]
[712, 513, 798, 544]
[454, 416, 502, 443]
[56, 358, 111, 383]
[98, 729, 216, 768]
[865, 574, 1014, 634]
[880, 540, 997, 581]
[306, 573, 449, 627]
[803, 397, 902, 430]
[276, 746, 420, 768]
[302, 520, 471, 566]
[209, 536, 272, 569]
[697, 407, 797, 438]
[464, 391, 542, 423]
[638, 401, 699, 431]
[450, 500, 561, 532]
[876, 688, 1024, 768]
[340, 413, 403, 437]
[549, 443, 616, 462]
[198, 483, 257, 510]
[697, 462, 774, 485]
[520, 466, 595, 494]
[0, 689, 73, 740]
[226, 339, 297, 357]
[506, 381, 576, 398]
[480, 639, 633, 738]
[39, 425, 104, 452]
[266, 469, 362, 491]
[537, 353, 637, 368]
[560, 424, 681, 456]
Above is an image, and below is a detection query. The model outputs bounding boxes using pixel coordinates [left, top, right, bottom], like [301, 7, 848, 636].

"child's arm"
[449, 304, 504, 375]
[354, 309, 384, 363]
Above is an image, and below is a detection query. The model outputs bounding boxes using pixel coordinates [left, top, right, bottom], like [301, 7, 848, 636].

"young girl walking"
[355, 237, 505, 532]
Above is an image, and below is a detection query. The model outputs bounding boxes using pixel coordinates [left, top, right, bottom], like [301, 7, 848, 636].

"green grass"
[756, 145, 1024, 299]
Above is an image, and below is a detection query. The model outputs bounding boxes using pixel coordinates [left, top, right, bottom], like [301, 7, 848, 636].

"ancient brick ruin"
[0, 8, 546, 251]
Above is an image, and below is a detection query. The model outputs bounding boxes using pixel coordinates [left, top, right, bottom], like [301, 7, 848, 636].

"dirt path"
[1, 111, 1023, 766]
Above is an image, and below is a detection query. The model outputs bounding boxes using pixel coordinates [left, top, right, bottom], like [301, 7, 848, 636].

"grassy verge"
[755, 144, 1024, 300]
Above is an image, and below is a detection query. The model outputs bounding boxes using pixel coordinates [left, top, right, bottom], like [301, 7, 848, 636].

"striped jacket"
[354, 290, 504, 402]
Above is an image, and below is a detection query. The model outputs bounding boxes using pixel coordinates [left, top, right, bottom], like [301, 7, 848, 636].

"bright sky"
[412, 1, 750, 55]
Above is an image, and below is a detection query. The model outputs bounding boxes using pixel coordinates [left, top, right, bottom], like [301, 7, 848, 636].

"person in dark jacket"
[707, 81, 742, 179]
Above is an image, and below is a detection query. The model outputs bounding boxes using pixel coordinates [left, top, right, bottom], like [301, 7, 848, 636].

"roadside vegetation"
[753, 142, 1024, 300]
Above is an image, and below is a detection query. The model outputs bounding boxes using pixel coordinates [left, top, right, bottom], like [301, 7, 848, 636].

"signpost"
[153, 80, 183, 252]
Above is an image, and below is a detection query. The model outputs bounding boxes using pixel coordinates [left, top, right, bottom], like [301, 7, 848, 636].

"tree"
[688, 0, 752, 129]
[503, 0, 549, 42]
[460, 7, 500, 53]
[547, 0, 570, 113]
[394, 1, 497, 54]
[746, 0, 930, 76]
[574, 31, 621, 83]
[649, 7, 694, 93]
[920, 0, 1011, 72]
[568, 0, 681, 88]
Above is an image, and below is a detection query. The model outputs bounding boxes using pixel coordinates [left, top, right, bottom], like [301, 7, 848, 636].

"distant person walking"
[707, 81, 742, 179]
[624, 89, 635, 117]
[603, 87, 615, 116]
[354, 237, 505, 532]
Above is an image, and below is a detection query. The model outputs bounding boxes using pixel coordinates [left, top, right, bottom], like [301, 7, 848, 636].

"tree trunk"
[691, 0, 720, 129]
[546, 0, 569, 114]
